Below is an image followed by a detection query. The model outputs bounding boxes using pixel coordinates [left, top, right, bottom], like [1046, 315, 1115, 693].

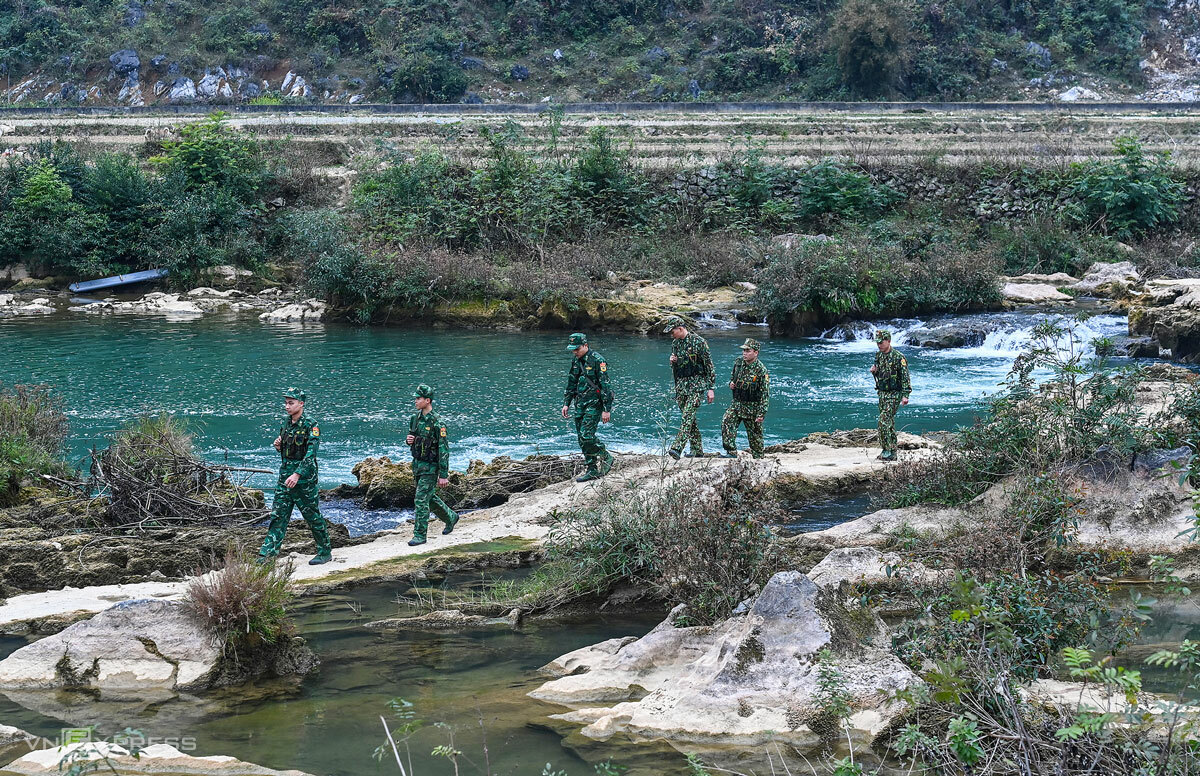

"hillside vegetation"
[0, 0, 1180, 105]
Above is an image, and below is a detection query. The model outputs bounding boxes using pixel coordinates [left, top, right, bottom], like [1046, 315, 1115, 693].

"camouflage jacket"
[874, 349, 912, 396]
[564, 349, 614, 414]
[729, 358, 770, 417]
[409, 410, 450, 478]
[279, 414, 319, 480]
[671, 332, 715, 393]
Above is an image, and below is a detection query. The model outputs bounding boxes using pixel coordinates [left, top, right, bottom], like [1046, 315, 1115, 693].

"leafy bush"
[0, 384, 69, 506]
[754, 228, 1002, 330]
[437, 462, 781, 624]
[150, 113, 270, 203]
[183, 543, 297, 655]
[829, 0, 910, 93]
[992, 217, 1126, 276]
[1068, 136, 1184, 236]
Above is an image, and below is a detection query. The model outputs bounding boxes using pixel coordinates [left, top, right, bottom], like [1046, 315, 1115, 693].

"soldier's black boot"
[576, 469, 600, 483]
[442, 515, 459, 535]
[721, 449, 738, 458]
[599, 452, 614, 476]
[308, 553, 332, 566]
[408, 537, 426, 546]
[667, 449, 681, 460]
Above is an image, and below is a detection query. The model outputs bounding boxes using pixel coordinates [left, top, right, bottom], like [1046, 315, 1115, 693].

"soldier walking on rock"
[722, 338, 769, 459]
[258, 388, 333, 565]
[406, 383, 458, 546]
[871, 330, 911, 462]
[665, 315, 714, 459]
[561, 333, 614, 482]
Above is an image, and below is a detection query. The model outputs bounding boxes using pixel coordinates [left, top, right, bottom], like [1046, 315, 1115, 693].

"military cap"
[567, 332, 588, 350]
[874, 330, 892, 343]
[662, 315, 687, 333]
[740, 338, 761, 351]
[413, 383, 435, 399]
[283, 388, 306, 401]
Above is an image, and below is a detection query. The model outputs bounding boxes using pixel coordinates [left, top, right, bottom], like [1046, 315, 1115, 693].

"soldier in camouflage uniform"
[665, 315, 715, 459]
[406, 383, 458, 546]
[258, 388, 333, 565]
[721, 338, 770, 459]
[561, 332, 614, 482]
[870, 330, 911, 462]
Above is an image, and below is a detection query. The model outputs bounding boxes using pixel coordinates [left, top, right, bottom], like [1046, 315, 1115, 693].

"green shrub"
[1067, 136, 1184, 236]
[0, 384, 70, 506]
[754, 228, 1001, 329]
[150, 113, 270, 203]
[829, 0, 911, 93]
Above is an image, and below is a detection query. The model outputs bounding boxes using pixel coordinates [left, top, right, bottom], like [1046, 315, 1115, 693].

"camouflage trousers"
[721, 404, 764, 458]
[574, 404, 610, 472]
[413, 473, 457, 542]
[877, 392, 904, 454]
[671, 389, 704, 455]
[259, 464, 332, 558]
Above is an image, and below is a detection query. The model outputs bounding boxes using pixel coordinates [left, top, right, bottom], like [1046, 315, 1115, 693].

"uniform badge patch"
[600, 362, 607, 372]
[311, 426, 320, 437]
[440, 427, 447, 437]
[900, 358, 907, 367]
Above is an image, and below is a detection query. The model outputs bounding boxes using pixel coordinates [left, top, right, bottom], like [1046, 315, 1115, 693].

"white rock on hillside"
[75, 292, 203, 316]
[1069, 261, 1142, 297]
[0, 742, 313, 776]
[530, 571, 917, 753]
[259, 299, 327, 323]
[1002, 282, 1072, 304]
[0, 599, 220, 691]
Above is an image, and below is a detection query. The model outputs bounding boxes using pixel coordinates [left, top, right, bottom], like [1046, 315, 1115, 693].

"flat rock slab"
[0, 742, 312, 776]
[0, 442, 932, 630]
[0, 599, 220, 691]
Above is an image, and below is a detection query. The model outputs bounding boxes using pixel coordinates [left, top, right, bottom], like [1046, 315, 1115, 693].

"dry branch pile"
[85, 414, 268, 530]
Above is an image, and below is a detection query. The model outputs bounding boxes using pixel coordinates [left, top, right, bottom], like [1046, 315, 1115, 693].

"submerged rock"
[365, 607, 521, 630]
[259, 299, 326, 323]
[530, 571, 916, 752]
[905, 323, 990, 349]
[0, 742, 314, 776]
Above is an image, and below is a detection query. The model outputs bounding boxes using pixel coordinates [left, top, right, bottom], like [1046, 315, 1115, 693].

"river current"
[0, 310, 1128, 497]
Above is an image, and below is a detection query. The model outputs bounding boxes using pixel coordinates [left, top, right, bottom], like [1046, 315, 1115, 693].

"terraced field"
[6, 104, 1200, 169]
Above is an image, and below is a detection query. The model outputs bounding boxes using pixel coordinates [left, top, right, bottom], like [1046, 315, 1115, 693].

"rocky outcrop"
[327, 454, 581, 509]
[0, 599, 221, 691]
[1069, 261, 1142, 299]
[530, 571, 917, 756]
[74, 292, 203, 316]
[1002, 281, 1073, 305]
[905, 322, 989, 349]
[1129, 279, 1200, 362]
[259, 298, 327, 323]
[0, 598, 318, 692]
[0, 296, 54, 316]
[0, 742, 313, 776]
[0, 725, 38, 767]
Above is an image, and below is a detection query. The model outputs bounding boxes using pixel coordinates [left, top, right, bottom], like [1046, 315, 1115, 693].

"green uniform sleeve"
[900, 353, 912, 397]
[757, 362, 770, 418]
[700, 338, 715, 390]
[564, 360, 579, 407]
[299, 419, 319, 479]
[437, 419, 450, 479]
[595, 354, 614, 412]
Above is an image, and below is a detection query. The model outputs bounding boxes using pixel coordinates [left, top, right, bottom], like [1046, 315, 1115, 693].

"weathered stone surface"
[259, 299, 326, 323]
[1130, 305, 1200, 362]
[0, 742, 314, 776]
[1006, 272, 1079, 286]
[530, 571, 917, 752]
[1002, 281, 1072, 305]
[0, 599, 220, 690]
[1069, 261, 1141, 298]
[807, 547, 946, 590]
[74, 293, 202, 316]
[0, 725, 38, 767]
[365, 607, 521, 630]
[905, 323, 990, 349]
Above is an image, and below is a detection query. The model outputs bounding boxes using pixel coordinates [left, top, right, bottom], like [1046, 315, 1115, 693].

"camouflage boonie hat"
[567, 333, 587, 350]
[874, 330, 892, 343]
[413, 383, 435, 400]
[740, 338, 761, 351]
[284, 388, 307, 401]
[663, 315, 686, 333]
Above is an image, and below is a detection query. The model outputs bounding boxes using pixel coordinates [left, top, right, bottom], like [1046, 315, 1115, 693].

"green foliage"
[0, 383, 70, 506]
[829, 0, 910, 93]
[992, 217, 1126, 276]
[150, 113, 270, 202]
[1068, 136, 1184, 236]
[947, 716, 984, 766]
[754, 227, 1001, 328]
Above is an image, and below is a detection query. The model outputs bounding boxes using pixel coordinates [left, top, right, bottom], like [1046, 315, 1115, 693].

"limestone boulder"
[1001, 281, 1072, 305]
[0, 599, 220, 691]
[1006, 272, 1079, 286]
[74, 293, 202, 316]
[0, 725, 38, 767]
[259, 299, 326, 323]
[0, 742, 313, 776]
[808, 547, 947, 590]
[1069, 261, 1141, 298]
[530, 571, 917, 753]
[1129, 305, 1200, 362]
